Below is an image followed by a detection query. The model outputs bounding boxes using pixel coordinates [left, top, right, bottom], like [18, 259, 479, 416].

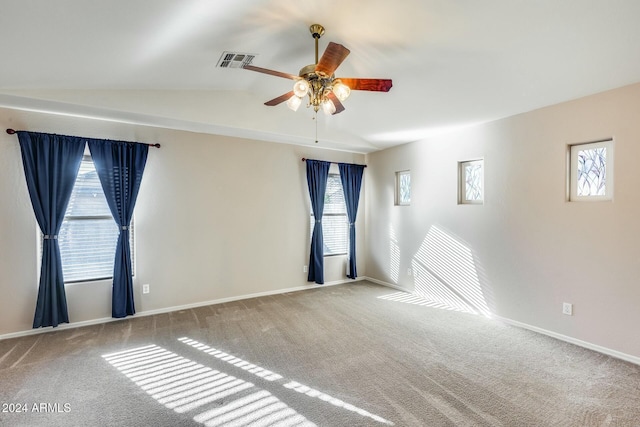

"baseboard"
[0, 316, 122, 341]
[0, 277, 365, 341]
[363, 276, 640, 366]
[494, 316, 640, 366]
[362, 276, 407, 292]
[136, 277, 363, 318]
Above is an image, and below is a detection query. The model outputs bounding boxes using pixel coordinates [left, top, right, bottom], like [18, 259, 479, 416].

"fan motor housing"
[299, 64, 333, 82]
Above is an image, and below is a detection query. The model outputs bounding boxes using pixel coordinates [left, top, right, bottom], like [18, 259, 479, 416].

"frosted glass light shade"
[293, 79, 310, 97]
[287, 95, 302, 111]
[321, 99, 336, 115]
[332, 81, 351, 101]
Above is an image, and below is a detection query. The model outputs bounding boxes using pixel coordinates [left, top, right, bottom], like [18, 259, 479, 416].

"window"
[55, 155, 134, 282]
[310, 173, 348, 256]
[395, 170, 411, 206]
[569, 140, 613, 201]
[459, 159, 484, 204]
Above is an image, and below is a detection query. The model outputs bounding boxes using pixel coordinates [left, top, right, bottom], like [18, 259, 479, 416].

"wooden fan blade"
[327, 92, 345, 115]
[244, 65, 297, 80]
[316, 42, 350, 76]
[339, 78, 393, 92]
[265, 91, 295, 106]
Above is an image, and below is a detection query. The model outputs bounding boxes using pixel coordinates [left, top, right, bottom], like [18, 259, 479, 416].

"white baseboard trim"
[494, 316, 640, 366]
[363, 276, 407, 292]
[363, 276, 640, 366]
[0, 277, 365, 341]
[0, 316, 121, 341]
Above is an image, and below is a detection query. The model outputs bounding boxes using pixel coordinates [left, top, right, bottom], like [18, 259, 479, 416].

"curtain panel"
[306, 160, 331, 284]
[88, 140, 148, 318]
[338, 163, 365, 279]
[17, 131, 86, 328]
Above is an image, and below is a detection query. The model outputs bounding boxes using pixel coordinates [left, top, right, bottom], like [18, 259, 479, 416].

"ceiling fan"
[243, 24, 392, 116]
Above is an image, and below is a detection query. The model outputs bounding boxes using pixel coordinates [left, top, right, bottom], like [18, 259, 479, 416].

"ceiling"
[1, 0, 640, 153]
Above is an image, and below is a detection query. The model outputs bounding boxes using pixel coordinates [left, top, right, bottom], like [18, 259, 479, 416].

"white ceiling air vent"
[217, 52, 256, 69]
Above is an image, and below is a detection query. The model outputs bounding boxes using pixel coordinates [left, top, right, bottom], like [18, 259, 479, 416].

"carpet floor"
[0, 281, 639, 426]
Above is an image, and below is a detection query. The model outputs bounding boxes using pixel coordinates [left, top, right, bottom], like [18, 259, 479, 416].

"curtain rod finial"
[6, 128, 16, 134]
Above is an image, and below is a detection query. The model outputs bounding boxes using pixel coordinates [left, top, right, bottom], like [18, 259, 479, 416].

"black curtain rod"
[6, 129, 161, 148]
[301, 158, 367, 167]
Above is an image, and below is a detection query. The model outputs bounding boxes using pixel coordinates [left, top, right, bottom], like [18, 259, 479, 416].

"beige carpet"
[1, 281, 639, 426]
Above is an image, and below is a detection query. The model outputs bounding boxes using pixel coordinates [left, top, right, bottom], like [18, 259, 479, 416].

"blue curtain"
[17, 131, 86, 328]
[88, 140, 148, 318]
[339, 163, 365, 279]
[306, 160, 330, 284]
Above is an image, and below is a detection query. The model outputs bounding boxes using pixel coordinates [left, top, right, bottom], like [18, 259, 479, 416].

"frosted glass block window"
[459, 159, 484, 204]
[570, 140, 613, 201]
[395, 171, 411, 206]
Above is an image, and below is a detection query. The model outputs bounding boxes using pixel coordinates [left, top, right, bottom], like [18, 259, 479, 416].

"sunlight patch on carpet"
[180, 337, 394, 425]
[377, 291, 477, 314]
[102, 345, 315, 426]
[178, 337, 282, 381]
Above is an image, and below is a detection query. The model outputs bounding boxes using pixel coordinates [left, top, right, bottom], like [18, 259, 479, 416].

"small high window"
[569, 140, 613, 201]
[395, 171, 411, 206]
[459, 159, 484, 204]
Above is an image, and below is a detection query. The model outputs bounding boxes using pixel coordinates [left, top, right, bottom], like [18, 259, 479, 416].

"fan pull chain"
[315, 111, 318, 143]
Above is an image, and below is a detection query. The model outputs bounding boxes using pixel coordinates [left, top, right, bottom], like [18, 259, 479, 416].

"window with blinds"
[55, 155, 134, 283]
[310, 173, 348, 256]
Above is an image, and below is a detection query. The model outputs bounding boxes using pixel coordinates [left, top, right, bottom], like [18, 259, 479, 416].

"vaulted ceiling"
[2, 0, 640, 153]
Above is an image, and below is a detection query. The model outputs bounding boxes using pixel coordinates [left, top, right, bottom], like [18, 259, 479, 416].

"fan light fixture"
[283, 25, 352, 116]
[287, 77, 347, 115]
[242, 23, 392, 123]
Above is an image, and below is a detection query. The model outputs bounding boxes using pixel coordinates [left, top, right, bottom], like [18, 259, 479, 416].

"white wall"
[5, 81, 640, 360]
[0, 108, 365, 336]
[365, 82, 640, 359]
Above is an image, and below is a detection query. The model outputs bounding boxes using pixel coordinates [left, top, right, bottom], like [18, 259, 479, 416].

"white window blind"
[55, 155, 134, 283]
[310, 174, 348, 256]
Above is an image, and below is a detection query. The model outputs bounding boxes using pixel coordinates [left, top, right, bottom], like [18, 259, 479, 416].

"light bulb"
[293, 79, 310, 97]
[321, 99, 336, 115]
[287, 95, 302, 111]
[332, 81, 351, 101]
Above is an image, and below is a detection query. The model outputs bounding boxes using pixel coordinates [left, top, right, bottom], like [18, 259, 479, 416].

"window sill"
[65, 277, 113, 287]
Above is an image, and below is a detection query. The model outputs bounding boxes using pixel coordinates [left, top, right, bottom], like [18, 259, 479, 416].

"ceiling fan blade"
[265, 91, 295, 106]
[244, 65, 297, 80]
[316, 42, 350, 76]
[327, 92, 345, 115]
[339, 78, 393, 92]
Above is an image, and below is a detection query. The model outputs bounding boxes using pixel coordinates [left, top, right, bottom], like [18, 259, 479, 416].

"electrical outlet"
[303, 265, 308, 273]
[142, 284, 150, 294]
[562, 302, 573, 316]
